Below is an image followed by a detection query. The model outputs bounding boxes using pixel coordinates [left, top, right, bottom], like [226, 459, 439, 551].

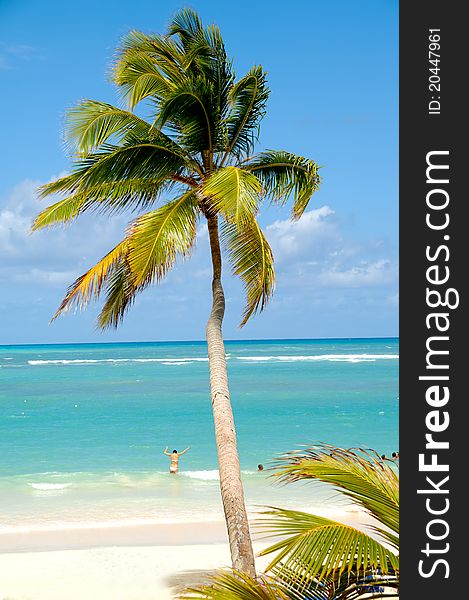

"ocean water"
[0, 338, 398, 532]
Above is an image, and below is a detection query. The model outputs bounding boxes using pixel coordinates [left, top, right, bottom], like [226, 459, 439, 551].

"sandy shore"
[0, 542, 274, 600]
[0, 542, 272, 600]
[0, 510, 369, 599]
[0, 521, 269, 600]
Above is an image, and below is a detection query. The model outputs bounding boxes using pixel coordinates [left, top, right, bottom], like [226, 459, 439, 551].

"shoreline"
[0, 543, 270, 600]
[0, 520, 229, 554]
[0, 506, 367, 554]
[0, 510, 376, 600]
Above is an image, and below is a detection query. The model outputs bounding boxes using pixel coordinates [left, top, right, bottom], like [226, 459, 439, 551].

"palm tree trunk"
[205, 215, 256, 577]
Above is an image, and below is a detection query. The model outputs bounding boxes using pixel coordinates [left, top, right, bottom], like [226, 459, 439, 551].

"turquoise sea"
[0, 338, 398, 532]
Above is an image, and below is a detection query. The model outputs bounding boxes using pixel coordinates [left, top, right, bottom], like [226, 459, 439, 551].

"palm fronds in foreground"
[183, 445, 399, 599]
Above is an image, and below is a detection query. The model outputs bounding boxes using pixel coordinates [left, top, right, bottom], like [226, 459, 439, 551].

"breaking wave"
[28, 357, 210, 366]
[236, 354, 399, 363]
[29, 483, 72, 491]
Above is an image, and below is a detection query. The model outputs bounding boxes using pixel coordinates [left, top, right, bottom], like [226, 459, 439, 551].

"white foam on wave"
[180, 470, 220, 481]
[180, 470, 256, 481]
[24, 354, 398, 366]
[28, 357, 210, 366]
[29, 483, 72, 491]
[236, 354, 399, 363]
[160, 361, 190, 366]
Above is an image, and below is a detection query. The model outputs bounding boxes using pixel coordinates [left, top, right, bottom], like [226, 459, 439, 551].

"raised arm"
[179, 447, 190, 455]
[163, 446, 171, 456]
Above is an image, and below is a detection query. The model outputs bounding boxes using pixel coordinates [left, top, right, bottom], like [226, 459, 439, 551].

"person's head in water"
[173, 450, 178, 454]
[257, 464, 264, 471]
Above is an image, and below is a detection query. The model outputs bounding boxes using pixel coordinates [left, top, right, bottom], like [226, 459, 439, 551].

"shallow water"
[0, 338, 398, 531]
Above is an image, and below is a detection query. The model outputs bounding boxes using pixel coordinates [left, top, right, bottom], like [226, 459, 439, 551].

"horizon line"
[0, 335, 399, 348]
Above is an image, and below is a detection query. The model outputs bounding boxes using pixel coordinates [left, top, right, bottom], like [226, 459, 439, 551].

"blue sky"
[0, 0, 398, 344]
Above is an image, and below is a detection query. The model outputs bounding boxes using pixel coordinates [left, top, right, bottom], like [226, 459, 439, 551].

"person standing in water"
[164, 446, 190, 474]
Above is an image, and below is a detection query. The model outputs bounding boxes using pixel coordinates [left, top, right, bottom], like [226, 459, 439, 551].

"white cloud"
[0, 178, 128, 287]
[318, 259, 396, 288]
[265, 206, 397, 290]
[267, 206, 338, 259]
[0, 179, 398, 341]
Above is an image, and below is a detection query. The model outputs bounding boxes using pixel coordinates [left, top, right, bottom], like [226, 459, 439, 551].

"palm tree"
[182, 445, 399, 598]
[32, 9, 320, 576]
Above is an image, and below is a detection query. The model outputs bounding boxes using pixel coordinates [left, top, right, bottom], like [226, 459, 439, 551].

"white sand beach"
[0, 522, 270, 600]
[0, 544, 261, 600]
[0, 509, 370, 600]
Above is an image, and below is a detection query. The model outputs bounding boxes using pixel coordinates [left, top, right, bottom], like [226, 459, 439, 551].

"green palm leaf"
[258, 507, 399, 588]
[65, 100, 157, 154]
[222, 66, 269, 162]
[167, 9, 232, 128]
[39, 139, 190, 204]
[38, 169, 89, 197]
[244, 150, 321, 219]
[266, 564, 398, 600]
[221, 218, 275, 326]
[32, 179, 167, 229]
[155, 77, 217, 156]
[203, 166, 261, 225]
[168, 8, 203, 49]
[179, 570, 295, 600]
[52, 240, 130, 319]
[179, 567, 397, 600]
[97, 258, 138, 329]
[126, 191, 199, 287]
[113, 31, 185, 108]
[32, 194, 89, 230]
[72, 141, 189, 188]
[115, 49, 176, 109]
[272, 445, 399, 547]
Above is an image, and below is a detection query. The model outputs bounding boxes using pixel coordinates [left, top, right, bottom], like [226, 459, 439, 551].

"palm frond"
[155, 77, 217, 156]
[39, 138, 189, 206]
[169, 10, 233, 124]
[126, 191, 199, 287]
[222, 66, 269, 163]
[32, 194, 89, 230]
[97, 258, 138, 329]
[32, 178, 167, 229]
[221, 218, 275, 326]
[203, 166, 261, 224]
[168, 8, 203, 49]
[258, 507, 399, 589]
[52, 240, 130, 319]
[71, 141, 189, 188]
[179, 570, 295, 599]
[65, 100, 156, 154]
[272, 445, 399, 544]
[181, 566, 397, 600]
[113, 31, 185, 108]
[38, 169, 89, 198]
[115, 49, 175, 109]
[268, 564, 398, 600]
[244, 151, 321, 219]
